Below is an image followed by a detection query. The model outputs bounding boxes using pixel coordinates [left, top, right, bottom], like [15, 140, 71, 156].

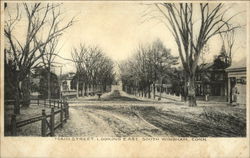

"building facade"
[195, 66, 227, 100]
[61, 72, 77, 98]
[226, 59, 246, 105]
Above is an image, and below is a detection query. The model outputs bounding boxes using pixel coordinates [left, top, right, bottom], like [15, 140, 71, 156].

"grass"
[4, 102, 61, 136]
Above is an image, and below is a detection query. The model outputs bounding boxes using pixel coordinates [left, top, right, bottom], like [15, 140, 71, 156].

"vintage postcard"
[0, 1, 249, 158]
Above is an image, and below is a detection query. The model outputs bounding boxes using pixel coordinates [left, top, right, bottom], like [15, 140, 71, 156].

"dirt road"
[55, 89, 246, 137]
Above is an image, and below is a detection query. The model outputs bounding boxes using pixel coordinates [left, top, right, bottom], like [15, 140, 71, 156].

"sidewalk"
[120, 91, 229, 107]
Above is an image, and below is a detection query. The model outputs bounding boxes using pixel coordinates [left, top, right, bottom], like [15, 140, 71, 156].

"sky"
[4, 2, 247, 75]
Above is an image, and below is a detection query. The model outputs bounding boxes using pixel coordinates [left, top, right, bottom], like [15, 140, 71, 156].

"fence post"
[60, 104, 63, 128]
[66, 102, 69, 119]
[50, 108, 55, 136]
[11, 114, 17, 136]
[44, 99, 46, 107]
[49, 99, 51, 107]
[54, 100, 56, 107]
[41, 109, 47, 137]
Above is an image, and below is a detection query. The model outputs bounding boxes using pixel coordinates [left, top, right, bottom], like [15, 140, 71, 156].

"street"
[55, 86, 246, 137]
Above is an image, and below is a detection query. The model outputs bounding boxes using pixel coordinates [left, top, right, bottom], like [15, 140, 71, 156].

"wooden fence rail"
[10, 100, 69, 137]
[5, 99, 65, 108]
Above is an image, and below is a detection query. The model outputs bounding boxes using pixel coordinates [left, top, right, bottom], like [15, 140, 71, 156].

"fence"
[62, 90, 77, 98]
[9, 99, 69, 136]
[5, 99, 65, 107]
[155, 93, 182, 102]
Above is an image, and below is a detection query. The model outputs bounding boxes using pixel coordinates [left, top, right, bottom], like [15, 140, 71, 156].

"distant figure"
[232, 85, 239, 103]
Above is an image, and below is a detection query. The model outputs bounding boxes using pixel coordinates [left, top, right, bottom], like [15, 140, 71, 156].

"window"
[62, 81, 68, 91]
[237, 77, 246, 84]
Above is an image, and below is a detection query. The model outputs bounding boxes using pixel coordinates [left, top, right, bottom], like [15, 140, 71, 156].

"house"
[194, 51, 233, 102]
[195, 62, 228, 101]
[30, 68, 60, 99]
[225, 58, 246, 105]
[61, 72, 75, 91]
[60, 72, 77, 98]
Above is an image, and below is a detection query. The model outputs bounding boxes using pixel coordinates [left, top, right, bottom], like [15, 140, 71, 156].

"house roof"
[199, 63, 214, 71]
[226, 58, 246, 72]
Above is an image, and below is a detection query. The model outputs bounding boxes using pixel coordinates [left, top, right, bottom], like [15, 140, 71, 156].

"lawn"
[4, 101, 61, 136]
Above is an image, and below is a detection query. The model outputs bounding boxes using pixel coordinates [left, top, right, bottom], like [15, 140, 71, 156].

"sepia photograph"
[1, 1, 249, 157]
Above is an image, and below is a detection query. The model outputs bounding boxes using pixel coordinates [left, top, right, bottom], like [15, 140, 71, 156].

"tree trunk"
[80, 85, 83, 97]
[153, 83, 156, 99]
[183, 72, 188, 102]
[84, 84, 87, 96]
[22, 75, 31, 107]
[104, 83, 106, 92]
[48, 67, 51, 100]
[143, 88, 146, 97]
[14, 79, 21, 114]
[148, 84, 151, 98]
[188, 75, 197, 107]
[76, 78, 79, 98]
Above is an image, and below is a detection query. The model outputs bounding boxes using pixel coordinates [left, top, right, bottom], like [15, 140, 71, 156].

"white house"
[226, 58, 247, 105]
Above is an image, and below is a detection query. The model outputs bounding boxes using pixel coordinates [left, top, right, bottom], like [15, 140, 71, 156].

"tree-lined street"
[2, 2, 248, 158]
[55, 86, 246, 137]
[3, 2, 246, 138]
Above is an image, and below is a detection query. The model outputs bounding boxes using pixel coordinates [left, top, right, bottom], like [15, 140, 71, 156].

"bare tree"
[72, 44, 88, 97]
[155, 3, 241, 106]
[4, 3, 74, 114]
[149, 39, 178, 99]
[37, 4, 74, 100]
[41, 38, 59, 100]
[72, 44, 115, 97]
[219, 30, 235, 66]
[120, 40, 178, 99]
